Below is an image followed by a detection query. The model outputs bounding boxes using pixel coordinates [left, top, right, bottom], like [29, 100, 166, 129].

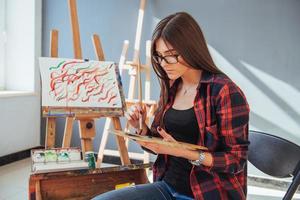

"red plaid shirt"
[146, 71, 250, 200]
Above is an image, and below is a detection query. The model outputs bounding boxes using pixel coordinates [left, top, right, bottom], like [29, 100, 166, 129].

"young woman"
[93, 12, 250, 200]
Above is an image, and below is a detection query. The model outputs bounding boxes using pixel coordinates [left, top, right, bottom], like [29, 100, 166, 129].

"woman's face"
[154, 38, 190, 80]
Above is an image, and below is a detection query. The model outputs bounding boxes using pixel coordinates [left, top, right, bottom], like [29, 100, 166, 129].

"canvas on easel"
[39, 57, 126, 117]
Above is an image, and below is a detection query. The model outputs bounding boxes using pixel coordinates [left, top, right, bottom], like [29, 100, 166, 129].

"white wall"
[0, 0, 5, 90]
[0, 95, 40, 156]
[6, 0, 36, 90]
[0, 0, 41, 156]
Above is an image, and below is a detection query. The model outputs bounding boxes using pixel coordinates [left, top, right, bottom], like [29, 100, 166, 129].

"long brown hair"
[151, 12, 223, 125]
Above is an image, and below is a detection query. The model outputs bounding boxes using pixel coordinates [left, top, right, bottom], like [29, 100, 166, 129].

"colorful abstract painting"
[39, 57, 124, 109]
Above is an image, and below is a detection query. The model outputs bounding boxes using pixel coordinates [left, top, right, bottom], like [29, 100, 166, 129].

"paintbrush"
[137, 57, 143, 132]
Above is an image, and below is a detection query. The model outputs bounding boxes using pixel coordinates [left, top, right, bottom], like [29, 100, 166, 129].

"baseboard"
[0, 146, 44, 166]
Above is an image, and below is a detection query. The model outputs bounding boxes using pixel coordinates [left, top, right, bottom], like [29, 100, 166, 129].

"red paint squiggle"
[49, 61, 118, 106]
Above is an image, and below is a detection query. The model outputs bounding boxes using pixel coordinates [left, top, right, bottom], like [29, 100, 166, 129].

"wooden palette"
[108, 129, 208, 151]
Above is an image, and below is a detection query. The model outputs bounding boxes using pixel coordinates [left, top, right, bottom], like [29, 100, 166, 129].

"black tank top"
[162, 106, 199, 198]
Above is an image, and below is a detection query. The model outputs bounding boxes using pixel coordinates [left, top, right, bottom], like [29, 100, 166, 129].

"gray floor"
[0, 158, 299, 200]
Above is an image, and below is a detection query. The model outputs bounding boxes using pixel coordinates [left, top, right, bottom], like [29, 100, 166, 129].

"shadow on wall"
[208, 45, 300, 145]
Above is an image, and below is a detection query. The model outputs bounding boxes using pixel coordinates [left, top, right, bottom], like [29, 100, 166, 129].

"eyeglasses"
[152, 54, 180, 64]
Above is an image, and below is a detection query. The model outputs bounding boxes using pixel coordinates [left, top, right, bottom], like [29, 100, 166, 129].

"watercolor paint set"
[31, 148, 88, 173]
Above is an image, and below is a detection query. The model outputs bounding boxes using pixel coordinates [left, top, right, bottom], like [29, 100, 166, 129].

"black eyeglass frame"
[152, 54, 180, 65]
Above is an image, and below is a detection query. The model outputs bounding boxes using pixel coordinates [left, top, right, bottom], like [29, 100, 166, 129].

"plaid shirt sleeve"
[204, 82, 250, 174]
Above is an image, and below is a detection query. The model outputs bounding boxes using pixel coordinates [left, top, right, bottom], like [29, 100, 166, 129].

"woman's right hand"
[124, 104, 147, 131]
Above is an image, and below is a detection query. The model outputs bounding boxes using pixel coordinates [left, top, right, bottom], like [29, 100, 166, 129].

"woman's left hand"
[137, 126, 185, 157]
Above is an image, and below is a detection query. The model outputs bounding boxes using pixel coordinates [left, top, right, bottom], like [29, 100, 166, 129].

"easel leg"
[78, 119, 96, 156]
[112, 117, 131, 165]
[97, 118, 112, 167]
[127, 72, 136, 99]
[45, 118, 56, 148]
[44, 29, 58, 150]
[62, 117, 74, 147]
[81, 138, 93, 154]
[35, 180, 42, 200]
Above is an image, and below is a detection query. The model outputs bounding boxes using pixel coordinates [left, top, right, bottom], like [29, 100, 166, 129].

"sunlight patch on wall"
[208, 44, 300, 138]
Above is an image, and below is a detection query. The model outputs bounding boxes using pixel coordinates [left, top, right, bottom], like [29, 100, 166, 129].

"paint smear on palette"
[39, 58, 123, 108]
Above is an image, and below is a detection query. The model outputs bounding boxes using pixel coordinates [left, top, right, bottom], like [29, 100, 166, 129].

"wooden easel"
[97, 0, 157, 167]
[44, 0, 130, 165]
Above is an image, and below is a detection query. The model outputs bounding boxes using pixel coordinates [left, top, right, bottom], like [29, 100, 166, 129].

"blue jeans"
[91, 181, 194, 200]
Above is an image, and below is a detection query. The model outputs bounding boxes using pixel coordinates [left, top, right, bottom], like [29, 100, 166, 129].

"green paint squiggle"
[76, 65, 92, 71]
[49, 61, 65, 70]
